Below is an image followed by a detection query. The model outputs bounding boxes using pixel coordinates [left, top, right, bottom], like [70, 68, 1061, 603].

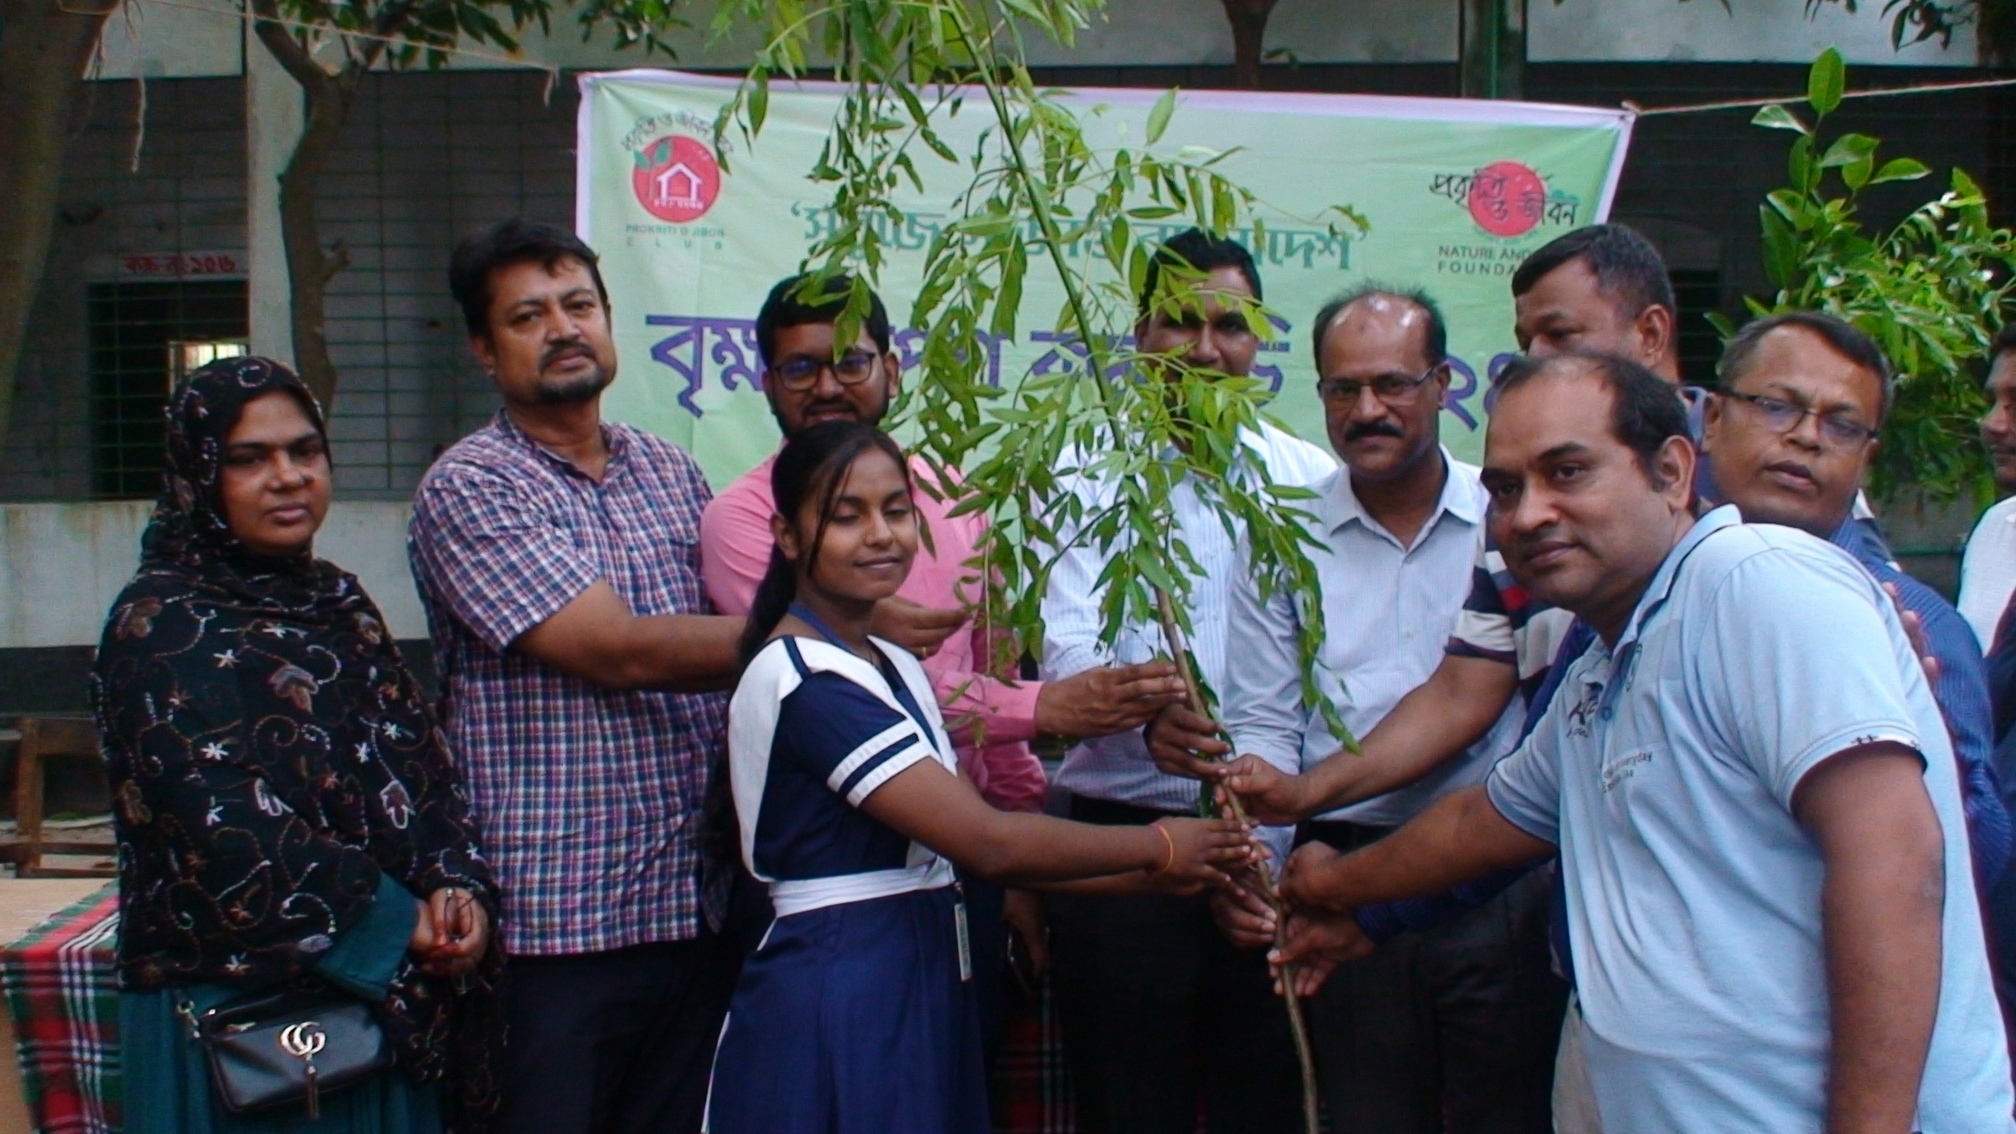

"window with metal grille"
[1670, 268, 1725, 384]
[87, 280, 249, 499]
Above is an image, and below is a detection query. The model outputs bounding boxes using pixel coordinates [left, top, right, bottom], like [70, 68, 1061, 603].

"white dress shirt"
[1222, 448, 1523, 834]
[1040, 422, 1338, 813]
[1961, 495, 2016, 650]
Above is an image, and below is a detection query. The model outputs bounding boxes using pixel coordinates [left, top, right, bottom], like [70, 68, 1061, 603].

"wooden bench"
[0, 718, 113, 879]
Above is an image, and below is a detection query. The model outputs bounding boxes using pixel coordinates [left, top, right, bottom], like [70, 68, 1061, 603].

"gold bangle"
[1151, 821, 1176, 875]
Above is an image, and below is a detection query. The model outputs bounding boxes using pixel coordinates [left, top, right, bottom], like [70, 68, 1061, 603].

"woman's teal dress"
[119, 876, 442, 1134]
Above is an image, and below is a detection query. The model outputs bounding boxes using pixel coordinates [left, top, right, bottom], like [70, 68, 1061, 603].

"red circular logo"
[631, 135, 721, 224]
[1468, 161, 1546, 238]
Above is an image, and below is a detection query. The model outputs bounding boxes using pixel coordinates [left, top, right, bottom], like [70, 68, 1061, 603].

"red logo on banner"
[1467, 161, 1546, 238]
[631, 134, 721, 223]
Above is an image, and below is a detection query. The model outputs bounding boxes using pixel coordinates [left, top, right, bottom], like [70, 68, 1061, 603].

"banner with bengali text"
[577, 69, 1634, 485]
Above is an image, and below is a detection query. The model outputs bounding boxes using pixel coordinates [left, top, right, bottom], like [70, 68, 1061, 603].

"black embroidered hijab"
[92, 356, 502, 1122]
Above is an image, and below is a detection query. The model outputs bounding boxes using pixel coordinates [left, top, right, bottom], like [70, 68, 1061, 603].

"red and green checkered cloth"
[991, 973, 1076, 1134]
[0, 885, 120, 1134]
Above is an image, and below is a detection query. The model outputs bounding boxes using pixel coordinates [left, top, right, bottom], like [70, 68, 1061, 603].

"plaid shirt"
[408, 411, 728, 956]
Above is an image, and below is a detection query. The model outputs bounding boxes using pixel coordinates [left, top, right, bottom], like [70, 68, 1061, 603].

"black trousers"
[1048, 795, 1304, 1134]
[497, 933, 738, 1134]
[1303, 821, 1566, 1134]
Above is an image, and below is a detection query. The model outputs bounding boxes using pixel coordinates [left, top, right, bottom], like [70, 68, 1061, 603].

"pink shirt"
[702, 453, 1048, 813]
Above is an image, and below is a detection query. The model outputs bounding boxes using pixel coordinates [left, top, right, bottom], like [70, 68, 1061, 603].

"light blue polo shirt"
[1487, 505, 2014, 1133]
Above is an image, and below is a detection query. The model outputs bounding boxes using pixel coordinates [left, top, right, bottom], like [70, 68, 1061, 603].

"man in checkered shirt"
[408, 220, 745, 1134]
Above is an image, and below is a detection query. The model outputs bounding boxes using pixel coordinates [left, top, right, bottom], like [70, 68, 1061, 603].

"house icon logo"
[631, 134, 721, 223]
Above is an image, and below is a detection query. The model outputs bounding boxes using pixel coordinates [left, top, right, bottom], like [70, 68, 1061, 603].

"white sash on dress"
[728, 634, 962, 917]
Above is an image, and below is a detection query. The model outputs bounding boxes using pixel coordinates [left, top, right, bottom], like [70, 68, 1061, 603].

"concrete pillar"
[244, 15, 299, 363]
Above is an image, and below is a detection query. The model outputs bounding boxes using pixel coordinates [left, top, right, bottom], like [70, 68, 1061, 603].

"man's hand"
[1003, 888, 1049, 977]
[1144, 704, 1232, 779]
[1270, 908, 1374, 998]
[1209, 870, 1279, 949]
[1221, 754, 1320, 826]
[1882, 582, 1941, 687]
[1036, 662, 1187, 739]
[1278, 840, 1348, 911]
[870, 596, 968, 659]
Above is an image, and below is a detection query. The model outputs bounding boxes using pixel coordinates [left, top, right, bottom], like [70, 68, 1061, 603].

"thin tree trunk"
[1218, 0, 1279, 90]
[248, 0, 365, 409]
[1155, 587, 1321, 1134]
[0, 0, 118, 443]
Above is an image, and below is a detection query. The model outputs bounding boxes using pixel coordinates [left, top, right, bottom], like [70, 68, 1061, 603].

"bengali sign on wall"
[577, 69, 1635, 485]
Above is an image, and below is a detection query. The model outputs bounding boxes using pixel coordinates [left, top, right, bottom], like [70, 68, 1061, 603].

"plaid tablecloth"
[991, 973, 1076, 1134]
[0, 885, 119, 1134]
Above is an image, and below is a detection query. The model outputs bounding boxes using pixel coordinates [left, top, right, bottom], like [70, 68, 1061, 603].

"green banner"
[577, 70, 1634, 486]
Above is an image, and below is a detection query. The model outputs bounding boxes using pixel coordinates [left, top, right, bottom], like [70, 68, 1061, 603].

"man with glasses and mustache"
[1206, 285, 1562, 1134]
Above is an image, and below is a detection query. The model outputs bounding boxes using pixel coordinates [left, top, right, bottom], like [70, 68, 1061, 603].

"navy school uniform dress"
[705, 610, 989, 1134]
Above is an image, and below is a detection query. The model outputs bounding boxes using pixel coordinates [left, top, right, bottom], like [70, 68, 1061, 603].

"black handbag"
[179, 983, 396, 1118]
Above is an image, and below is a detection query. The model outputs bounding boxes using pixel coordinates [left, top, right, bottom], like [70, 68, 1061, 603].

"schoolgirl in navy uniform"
[706, 421, 1253, 1134]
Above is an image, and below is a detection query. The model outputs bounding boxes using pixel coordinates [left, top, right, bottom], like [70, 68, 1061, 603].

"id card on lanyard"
[953, 884, 973, 983]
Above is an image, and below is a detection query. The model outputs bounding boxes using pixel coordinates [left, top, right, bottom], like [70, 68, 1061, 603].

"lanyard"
[786, 602, 857, 653]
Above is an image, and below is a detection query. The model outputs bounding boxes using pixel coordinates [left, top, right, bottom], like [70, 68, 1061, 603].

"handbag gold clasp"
[278, 1021, 327, 1118]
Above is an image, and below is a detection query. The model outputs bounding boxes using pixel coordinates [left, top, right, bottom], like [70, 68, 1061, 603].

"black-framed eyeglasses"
[1316, 363, 1443, 407]
[768, 350, 881, 392]
[1722, 390, 1880, 449]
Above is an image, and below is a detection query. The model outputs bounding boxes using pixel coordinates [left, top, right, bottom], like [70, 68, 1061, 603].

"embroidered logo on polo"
[1600, 749, 1654, 794]
[1566, 684, 1600, 739]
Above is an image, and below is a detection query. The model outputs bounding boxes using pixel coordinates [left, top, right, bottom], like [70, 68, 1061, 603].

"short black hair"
[1138, 228, 1262, 319]
[1720, 310, 1896, 422]
[755, 273, 893, 367]
[449, 219, 609, 337]
[1510, 224, 1677, 322]
[1494, 351, 1691, 488]
[1309, 284, 1448, 372]
[1991, 323, 2016, 372]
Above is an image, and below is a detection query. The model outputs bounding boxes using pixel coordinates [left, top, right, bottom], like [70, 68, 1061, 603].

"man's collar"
[1614, 503, 1742, 654]
[1318, 445, 1478, 536]
[494, 408, 623, 478]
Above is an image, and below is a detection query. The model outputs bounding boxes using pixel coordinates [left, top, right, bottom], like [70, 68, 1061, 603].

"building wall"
[2, 11, 2000, 706]
[91, 0, 1975, 80]
[2, 77, 246, 501]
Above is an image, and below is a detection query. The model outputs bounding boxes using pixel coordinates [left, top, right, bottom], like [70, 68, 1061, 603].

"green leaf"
[1808, 47, 1846, 117]
[748, 72, 769, 135]
[1788, 135, 1815, 196]
[1761, 202, 1799, 290]
[1752, 104, 1811, 135]
[1146, 88, 1178, 146]
[1818, 133, 1878, 169]
[1869, 157, 1931, 184]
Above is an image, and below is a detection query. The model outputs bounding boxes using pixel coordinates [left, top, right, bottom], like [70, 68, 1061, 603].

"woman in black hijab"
[93, 356, 501, 1133]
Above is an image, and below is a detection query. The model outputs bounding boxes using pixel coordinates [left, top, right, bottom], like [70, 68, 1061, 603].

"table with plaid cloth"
[0, 885, 1180, 1134]
[0, 885, 118, 1134]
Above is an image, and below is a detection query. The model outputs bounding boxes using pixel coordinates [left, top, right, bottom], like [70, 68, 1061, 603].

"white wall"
[88, 0, 1977, 81]
[1528, 0, 1974, 64]
[0, 501, 425, 649]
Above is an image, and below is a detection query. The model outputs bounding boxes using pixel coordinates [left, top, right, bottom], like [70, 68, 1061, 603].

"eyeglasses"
[1317, 364, 1442, 407]
[768, 350, 881, 393]
[1722, 390, 1880, 449]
